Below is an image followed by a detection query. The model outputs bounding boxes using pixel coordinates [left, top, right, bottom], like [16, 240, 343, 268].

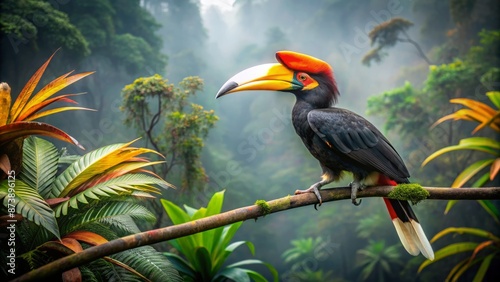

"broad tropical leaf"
[162, 191, 277, 281]
[19, 137, 59, 198]
[0, 180, 60, 239]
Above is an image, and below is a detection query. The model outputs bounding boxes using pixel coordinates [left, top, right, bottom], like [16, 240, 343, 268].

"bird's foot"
[295, 183, 322, 209]
[349, 181, 365, 206]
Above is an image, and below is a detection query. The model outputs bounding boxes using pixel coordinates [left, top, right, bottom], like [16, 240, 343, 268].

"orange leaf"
[0, 154, 11, 175]
[468, 240, 493, 264]
[64, 231, 108, 246]
[25, 106, 96, 121]
[16, 93, 83, 121]
[0, 121, 84, 149]
[9, 51, 57, 121]
[60, 238, 84, 253]
[22, 71, 95, 116]
[490, 158, 500, 180]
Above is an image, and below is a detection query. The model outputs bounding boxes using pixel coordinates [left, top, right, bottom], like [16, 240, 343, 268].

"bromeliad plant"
[0, 51, 93, 178]
[161, 191, 278, 282]
[422, 91, 500, 217]
[0, 137, 180, 281]
[418, 227, 500, 281]
[420, 92, 500, 280]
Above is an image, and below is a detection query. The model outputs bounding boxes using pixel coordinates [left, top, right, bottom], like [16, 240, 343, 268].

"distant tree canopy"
[0, 0, 166, 90]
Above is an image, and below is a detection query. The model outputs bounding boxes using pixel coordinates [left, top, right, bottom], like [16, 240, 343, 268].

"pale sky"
[199, 0, 235, 13]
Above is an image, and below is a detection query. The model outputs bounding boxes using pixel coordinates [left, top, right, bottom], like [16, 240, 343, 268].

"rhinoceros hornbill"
[215, 51, 434, 260]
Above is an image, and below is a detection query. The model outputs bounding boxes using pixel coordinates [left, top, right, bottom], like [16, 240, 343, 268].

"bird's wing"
[307, 108, 410, 181]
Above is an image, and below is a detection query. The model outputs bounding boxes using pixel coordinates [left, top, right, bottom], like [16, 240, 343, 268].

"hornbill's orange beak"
[215, 63, 318, 98]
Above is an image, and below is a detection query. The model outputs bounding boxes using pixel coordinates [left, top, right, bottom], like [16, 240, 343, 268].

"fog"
[1, 0, 498, 280]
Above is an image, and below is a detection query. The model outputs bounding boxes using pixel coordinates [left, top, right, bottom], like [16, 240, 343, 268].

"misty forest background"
[1, 0, 499, 281]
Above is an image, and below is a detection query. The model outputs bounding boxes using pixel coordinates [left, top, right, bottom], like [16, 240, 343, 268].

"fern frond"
[59, 201, 155, 235]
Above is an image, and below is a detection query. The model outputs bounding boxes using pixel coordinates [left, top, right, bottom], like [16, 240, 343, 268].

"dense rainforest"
[0, 0, 499, 281]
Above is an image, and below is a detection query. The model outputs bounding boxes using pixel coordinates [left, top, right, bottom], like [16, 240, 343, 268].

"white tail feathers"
[391, 218, 434, 260]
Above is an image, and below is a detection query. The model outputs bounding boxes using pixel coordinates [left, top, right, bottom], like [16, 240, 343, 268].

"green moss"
[255, 200, 271, 215]
[388, 183, 429, 205]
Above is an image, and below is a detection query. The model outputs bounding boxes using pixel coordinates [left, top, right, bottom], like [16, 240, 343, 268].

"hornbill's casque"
[216, 51, 434, 260]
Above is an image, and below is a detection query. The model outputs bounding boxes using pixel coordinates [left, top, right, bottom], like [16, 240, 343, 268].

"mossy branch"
[12, 186, 500, 282]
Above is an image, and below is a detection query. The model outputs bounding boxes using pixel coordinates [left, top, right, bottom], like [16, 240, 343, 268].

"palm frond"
[112, 246, 182, 282]
[20, 137, 59, 198]
[50, 140, 165, 198]
[0, 180, 60, 239]
[54, 174, 167, 217]
[59, 201, 156, 235]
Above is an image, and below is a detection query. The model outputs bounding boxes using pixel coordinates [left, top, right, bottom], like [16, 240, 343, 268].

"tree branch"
[11, 186, 500, 282]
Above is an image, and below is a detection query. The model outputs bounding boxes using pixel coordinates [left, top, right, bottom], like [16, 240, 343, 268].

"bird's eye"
[297, 73, 308, 81]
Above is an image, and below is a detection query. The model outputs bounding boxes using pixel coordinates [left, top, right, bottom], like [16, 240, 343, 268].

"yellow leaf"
[450, 98, 496, 117]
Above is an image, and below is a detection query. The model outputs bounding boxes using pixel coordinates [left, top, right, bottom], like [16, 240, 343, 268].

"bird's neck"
[292, 100, 316, 136]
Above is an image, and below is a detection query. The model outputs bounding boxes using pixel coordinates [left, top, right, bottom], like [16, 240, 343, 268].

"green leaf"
[203, 190, 225, 253]
[161, 199, 200, 264]
[458, 137, 500, 149]
[444, 200, 458, 214]
[191, 247, 212, 280]
[110, 246, 182, 282]
[226, 241, 255, 255]
[451, 159, 494, 187]
[163, 252, 196, 279]
[486, 91, 500, 109]
[50, 142, 127, 198]
[431, 227, 500, 242]
[226, 259, 279, 282]
[477, 200, 500, 223]
[422, 137, 499, 166]
[473, 253, 496, 282]
[20, 136, 59, 198]
[54, 174, 164, 216]
[59, 201, 156, 235]
[214, 267, 250, 282]
[0, 180, 60, 239]
[418, 242, 478, 272]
